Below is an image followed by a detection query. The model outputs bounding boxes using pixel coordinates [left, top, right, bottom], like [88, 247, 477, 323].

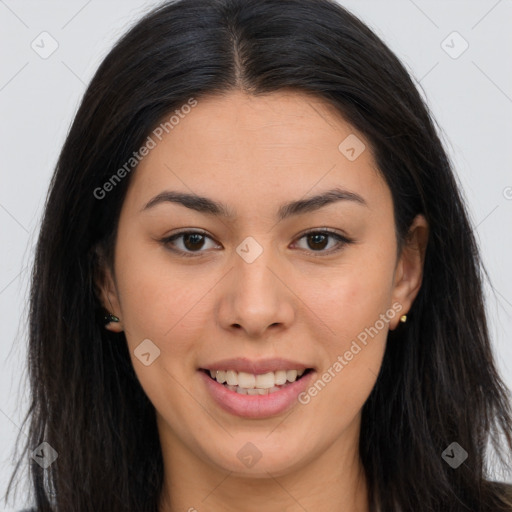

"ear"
[94, 246, 124, 333]
[389, 214, 429, 330]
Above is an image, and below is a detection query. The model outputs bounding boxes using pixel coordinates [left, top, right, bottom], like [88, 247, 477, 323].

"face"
[99, 90, 427, 480]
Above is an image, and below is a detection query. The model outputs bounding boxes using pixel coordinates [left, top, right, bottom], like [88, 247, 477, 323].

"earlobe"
[93, 247, 124, 332]
[390, 214, 429, 330]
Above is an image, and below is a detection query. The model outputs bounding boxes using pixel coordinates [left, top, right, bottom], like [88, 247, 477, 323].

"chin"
[203, 435, 311, 478]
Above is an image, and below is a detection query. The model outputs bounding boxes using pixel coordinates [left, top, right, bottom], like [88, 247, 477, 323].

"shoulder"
[489, 481, 512, 510]
[490, 480, 512, 493]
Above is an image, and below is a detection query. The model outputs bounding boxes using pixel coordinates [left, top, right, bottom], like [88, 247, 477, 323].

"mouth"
[200, 368, 314, 395]
[199, 365, 316, 419]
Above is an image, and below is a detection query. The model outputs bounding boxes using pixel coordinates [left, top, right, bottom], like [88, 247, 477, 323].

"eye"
[160, 230, 219, 257]
[292, 229, 353, 254]
[160, 228, 353, 257]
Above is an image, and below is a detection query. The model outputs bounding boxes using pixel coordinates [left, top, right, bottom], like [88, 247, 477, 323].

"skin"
[98, 89, 428, 512]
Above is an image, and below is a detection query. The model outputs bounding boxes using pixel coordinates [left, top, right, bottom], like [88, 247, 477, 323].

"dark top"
[16, 482, 512, 511]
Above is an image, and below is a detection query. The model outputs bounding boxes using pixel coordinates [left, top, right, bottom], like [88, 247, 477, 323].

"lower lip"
[199, 369, 315, 419]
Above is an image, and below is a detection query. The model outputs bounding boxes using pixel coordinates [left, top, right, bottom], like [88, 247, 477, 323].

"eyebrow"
[141, 187, 367, 221]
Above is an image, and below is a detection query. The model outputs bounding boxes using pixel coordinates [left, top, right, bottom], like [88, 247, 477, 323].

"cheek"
[114, 232, 209, 355]
[293, 239, 394, 418]
[296, 264, 392, 435]
[113, 241, 210, 414]
[302, 244, 396, 347]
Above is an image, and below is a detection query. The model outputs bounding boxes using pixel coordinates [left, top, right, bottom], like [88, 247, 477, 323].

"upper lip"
[200, 357, 314, 375]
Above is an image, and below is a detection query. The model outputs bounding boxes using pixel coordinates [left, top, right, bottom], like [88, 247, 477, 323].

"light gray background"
[1, 0, 511, 509]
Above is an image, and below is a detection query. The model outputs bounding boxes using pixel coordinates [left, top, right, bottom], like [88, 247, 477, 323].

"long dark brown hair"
[5, 0, 512, 510]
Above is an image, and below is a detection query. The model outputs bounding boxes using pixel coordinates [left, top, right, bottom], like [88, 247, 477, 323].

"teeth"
[255, 372, 275, 389]
[226, 370, 238, 386]
[287, 369, 298, 382]
[207, 368, 308, 391]
[247, 388, 269, 395]
[274, 370, 287, 385]
[238, 371, 256, 388]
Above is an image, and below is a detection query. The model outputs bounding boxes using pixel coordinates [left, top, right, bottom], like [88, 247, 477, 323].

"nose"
[216, 243, 295, 339]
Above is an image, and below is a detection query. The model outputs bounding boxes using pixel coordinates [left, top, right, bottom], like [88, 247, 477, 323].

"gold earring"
[399, 314, 407, 323]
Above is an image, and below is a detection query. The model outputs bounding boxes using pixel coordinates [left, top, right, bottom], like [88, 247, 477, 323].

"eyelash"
[159, 228, 354, 258]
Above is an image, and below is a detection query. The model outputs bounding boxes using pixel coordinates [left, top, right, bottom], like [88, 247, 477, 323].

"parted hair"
[5, 0, 512, 510]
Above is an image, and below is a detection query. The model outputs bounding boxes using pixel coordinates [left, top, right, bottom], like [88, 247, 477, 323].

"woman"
[5, 0, 512, 510]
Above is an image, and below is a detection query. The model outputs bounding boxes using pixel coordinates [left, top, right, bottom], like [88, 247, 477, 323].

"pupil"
[184, 233, 204, 251]
[308, 233, 327, 250]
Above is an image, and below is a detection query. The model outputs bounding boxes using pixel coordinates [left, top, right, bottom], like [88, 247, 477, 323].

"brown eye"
[161, 229, 353, 258]
[306, 233, 329, 251]
[161, 230, 220, 257]
[293, 230, 353, 255]
[182, 233, 206, 251]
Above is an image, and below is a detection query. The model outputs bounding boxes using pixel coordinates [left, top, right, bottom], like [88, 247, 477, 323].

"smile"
[203, 368, 310, 395]
[199, 366, 316, 419]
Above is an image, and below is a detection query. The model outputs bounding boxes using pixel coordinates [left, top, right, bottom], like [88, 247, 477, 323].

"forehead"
[124, 90, 391, 216]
